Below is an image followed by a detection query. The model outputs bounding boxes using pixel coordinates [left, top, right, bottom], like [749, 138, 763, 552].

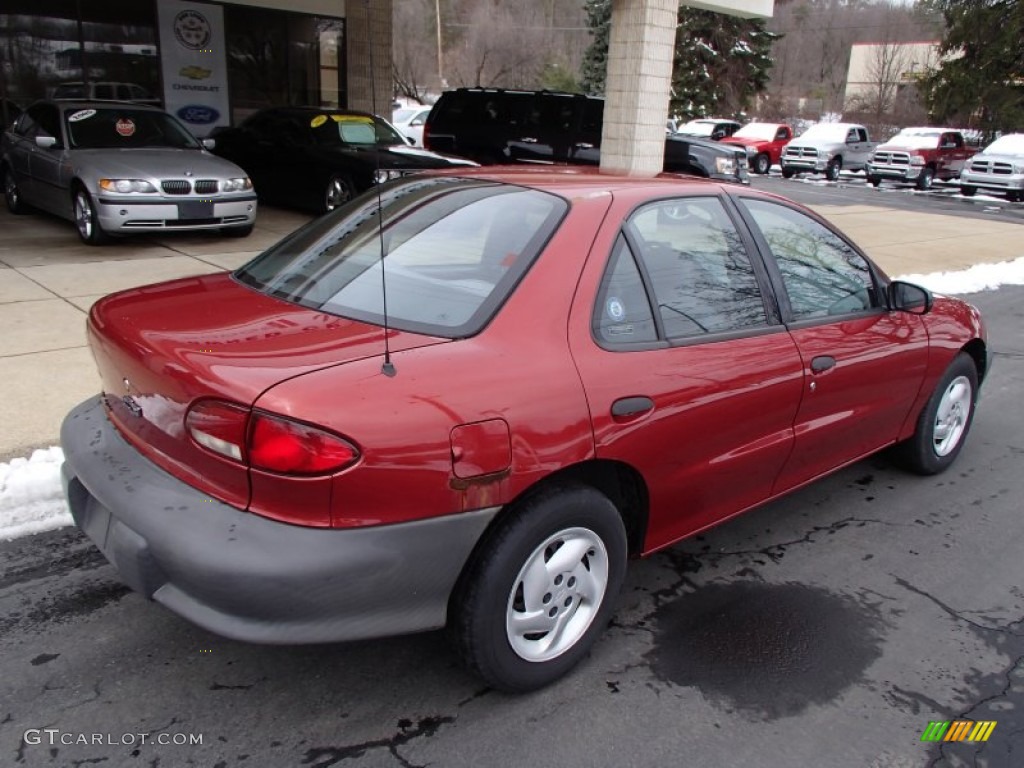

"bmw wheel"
[4, 167, 28, 215]
[74, 187, 108, 245]
[452, 485, 627, 692]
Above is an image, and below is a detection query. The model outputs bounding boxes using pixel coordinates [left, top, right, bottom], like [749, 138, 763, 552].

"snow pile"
[0, 447, 72, 541]
[896, 256, 1024, 295]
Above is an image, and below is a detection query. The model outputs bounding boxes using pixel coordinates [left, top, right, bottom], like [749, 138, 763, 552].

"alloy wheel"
[933, 375, 972, 457]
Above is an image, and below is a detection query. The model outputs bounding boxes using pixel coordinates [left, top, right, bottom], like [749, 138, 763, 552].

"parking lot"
[1, 182, 1023, 767]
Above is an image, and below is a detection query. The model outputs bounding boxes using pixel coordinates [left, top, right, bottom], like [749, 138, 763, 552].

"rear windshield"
[235, 177, 568, 338]
[309, 113, 407, 147]
[64, 107, 199, 149]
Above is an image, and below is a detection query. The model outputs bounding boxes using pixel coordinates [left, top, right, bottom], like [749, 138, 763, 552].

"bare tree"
[849, 40, 915, 124]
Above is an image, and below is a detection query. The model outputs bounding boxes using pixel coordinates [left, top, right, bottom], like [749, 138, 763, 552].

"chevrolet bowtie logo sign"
[921, 720, 996, 743]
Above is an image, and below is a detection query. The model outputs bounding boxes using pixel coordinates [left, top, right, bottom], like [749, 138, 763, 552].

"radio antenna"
[366, 0, 396, 377]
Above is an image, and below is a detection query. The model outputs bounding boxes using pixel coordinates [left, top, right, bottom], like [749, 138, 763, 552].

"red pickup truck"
[719, 122, 793, 175]
[866, 128, 978, 190]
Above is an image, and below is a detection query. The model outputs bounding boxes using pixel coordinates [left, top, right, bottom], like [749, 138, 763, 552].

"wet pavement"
[2, 286, 1022, 767]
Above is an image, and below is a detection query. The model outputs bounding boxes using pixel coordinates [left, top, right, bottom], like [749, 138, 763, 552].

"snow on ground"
[895, 255, 1024, 295]
[1, 256, 1023, 542]
[0, 447, 71, 541]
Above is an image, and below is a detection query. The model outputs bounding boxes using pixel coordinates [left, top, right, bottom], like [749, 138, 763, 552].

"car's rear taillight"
[422, 120, 431, 149]
[186, 400, 248, 461]
[186, 400, 359, 475]
[248, 412, 359, 475]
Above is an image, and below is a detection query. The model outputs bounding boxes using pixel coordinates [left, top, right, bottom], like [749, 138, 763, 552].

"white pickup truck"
[780, 123, 876, 181]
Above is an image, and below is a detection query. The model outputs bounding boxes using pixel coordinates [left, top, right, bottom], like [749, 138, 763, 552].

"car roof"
[420, 165, 738, 197]
[45, 99, 165, 112]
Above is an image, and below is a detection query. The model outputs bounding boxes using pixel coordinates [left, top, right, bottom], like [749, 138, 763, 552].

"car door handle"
[574, 142, 594, 150]
[611, 396, 654, 419]
[810, 355, 836, 374]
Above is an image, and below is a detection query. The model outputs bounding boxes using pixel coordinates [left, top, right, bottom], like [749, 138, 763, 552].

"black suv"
[423, 88, 749, 184]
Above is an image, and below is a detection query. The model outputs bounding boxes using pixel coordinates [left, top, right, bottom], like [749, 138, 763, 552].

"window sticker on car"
[68, 109, 96, 122]
[607, 297, 625, 321]
[331, 115, 373, 124]
[310, 115, 328, 128]
[115, 118, 136, 137]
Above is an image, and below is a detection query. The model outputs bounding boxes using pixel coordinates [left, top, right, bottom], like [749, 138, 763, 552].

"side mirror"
[35, 135, 57, 149]
[712, 130, 725, 140]
[405, 135, 416, 145]
[889, 280, 932, 315]
[201, 137, 216, 150]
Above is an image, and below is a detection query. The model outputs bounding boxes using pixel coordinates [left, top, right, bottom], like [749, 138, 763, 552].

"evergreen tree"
[580, 0, 777, 118]
[922, 0, 1024, 135]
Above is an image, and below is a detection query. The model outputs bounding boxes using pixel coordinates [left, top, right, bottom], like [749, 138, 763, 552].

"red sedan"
[61, 168, 988, 692]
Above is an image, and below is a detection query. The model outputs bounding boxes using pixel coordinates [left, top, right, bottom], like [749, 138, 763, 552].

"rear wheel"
[73, 187, 108, 245]
[451, 485, 627, 692]
[916, 166, 935, 191]
[960, 184, 977, 197]
[4, 167, 28, 214]
[322, 174, 356, 214]
[753, 153, 771, 175]
[898, 353, 978, 475]
[825, 157, 842, 182]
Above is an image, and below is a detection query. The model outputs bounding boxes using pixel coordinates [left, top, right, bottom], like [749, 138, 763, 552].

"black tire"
[1006, 190, 1022, 203]
[451, 484, 627, 692]
[825, 157, 842, 182]
[73, 187, 108, 245]
[221, 223, 254, 238]
[869, 176, 881, 188]
[4, 166, 29, 214]
[322, 174, 356, 214]
[960, 184, 977, 197]
[916, 166, 935, 191]
[753, 153, 771, 175]
[897, 353, 978, 475]
[781, 167, 795, 179]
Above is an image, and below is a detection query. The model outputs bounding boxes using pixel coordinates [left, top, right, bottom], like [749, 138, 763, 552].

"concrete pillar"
[600, 0, 774, 177]
[346, 0, 393, 114]
[600, 0, 679, 176]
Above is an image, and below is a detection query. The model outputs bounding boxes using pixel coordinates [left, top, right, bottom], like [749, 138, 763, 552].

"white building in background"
[843, 41, 940, 110]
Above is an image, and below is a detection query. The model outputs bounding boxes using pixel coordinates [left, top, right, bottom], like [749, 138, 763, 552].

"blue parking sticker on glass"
[68, 109, 96, 122]
[607, 297, 625, 321]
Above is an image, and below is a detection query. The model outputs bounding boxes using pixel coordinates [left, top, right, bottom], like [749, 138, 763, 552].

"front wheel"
[825, 157, 842, 182]
[451, 485, 627, 692]
[753, 153, 771, 175]
[781, 167, 795, 179]
[74, 188, 108, 245]
[898, 353, 978, 475]
[916, 166, 935, 191]
[960, 184, 977, 197]
[322, 174, 356, 214]
[4, 167, 29, 214]
[869, 176, 881, 188]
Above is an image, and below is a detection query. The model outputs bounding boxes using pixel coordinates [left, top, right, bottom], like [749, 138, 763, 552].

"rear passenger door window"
[623, 197, 769, 340]
[738, 198, 879, 322]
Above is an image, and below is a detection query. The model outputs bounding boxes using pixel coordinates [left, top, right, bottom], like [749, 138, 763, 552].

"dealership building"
[0, 0, 391, 135]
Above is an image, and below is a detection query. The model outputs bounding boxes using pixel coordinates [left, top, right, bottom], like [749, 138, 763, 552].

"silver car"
[1, 100, 256, 244]
[958, 133, 1024, 202]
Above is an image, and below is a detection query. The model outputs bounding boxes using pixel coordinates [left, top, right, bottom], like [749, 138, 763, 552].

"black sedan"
[211, 107, 476, 213]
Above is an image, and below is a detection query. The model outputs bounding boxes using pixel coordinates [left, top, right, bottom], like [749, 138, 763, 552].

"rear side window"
[235, 178, 567, 338]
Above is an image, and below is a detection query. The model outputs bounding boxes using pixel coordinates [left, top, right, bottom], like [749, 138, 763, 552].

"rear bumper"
[60, 396, 498, 644]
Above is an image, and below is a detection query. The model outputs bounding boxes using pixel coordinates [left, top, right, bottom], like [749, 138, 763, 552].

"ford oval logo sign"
[177, 105, 219, 125]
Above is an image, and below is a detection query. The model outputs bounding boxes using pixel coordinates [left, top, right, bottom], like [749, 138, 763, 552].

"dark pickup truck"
[422, 88, 749, 185]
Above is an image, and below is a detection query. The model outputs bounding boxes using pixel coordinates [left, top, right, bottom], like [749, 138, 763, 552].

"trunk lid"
[88, 272, 446, 509]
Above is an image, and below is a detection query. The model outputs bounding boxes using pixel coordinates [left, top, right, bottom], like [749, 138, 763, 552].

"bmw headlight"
[98, 179, 157, 193]
[373, 169, 404, 184]
[220, 177, 253, 192]
[714, 156, 737, 175]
